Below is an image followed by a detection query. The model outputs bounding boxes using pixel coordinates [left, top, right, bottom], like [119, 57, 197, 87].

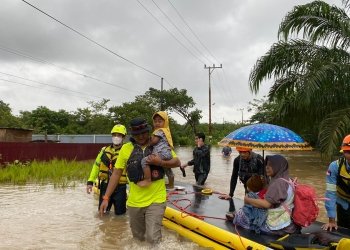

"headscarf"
[152, 111, 174, 149]
[264, 155, 290, 205]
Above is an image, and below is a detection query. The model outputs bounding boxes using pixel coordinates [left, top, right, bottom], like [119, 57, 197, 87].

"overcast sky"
[0, 0, 340, 124]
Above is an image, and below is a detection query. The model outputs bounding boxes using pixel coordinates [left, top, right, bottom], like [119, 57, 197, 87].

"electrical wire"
[151, 0, 212, 64]
[0, 72, 122, 104]
[0, 78, 98, 102]
[0, 45, 141, 94]
[136, 0, 206, 65]
[167, 0, 221, 64]
[21, 0, 163, 79]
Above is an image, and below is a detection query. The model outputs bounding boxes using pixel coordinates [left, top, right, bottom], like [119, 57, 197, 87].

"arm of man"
[322, 161, 338, 231]
[229, 157, 239, 197]
[146, 150, 180, 168]
[219, 156, 239, 200]
[86, 148, 104, 193]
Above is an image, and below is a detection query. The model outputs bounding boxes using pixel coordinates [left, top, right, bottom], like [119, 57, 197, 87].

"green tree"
[247, 97, 279, 124]
[248, 0, 350, 158]
[109, 87, 202, 142]
[0, 100, 21, 127]
[20, 107, 72, 134]
[143, 88, 202, 135]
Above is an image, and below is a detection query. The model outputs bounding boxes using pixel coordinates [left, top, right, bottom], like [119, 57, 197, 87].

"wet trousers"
[99, 182, 127, 215]
[128, 202, 166, 244]
[337, 203, 350, 229]
[195, 172, 208, 185]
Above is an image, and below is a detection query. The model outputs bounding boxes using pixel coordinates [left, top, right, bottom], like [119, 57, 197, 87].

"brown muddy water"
[0, 147, 330, 249]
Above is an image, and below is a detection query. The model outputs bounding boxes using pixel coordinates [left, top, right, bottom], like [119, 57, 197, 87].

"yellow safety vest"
[336, 158, 350, 202]
[99, 146, 127, 185]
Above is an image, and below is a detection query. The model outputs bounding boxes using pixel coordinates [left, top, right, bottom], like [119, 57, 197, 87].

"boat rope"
[167, 188, 250, 249]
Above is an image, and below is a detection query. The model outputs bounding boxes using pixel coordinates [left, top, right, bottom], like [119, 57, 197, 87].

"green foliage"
[0, 159, 92, 187]
[0, 100, 21, 127]
[248, 0, 350, 158]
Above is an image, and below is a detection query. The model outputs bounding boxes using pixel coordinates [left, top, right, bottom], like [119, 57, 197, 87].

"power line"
[167, 0, 221, 64]
[151, 0, 212, 64]
[0, 78, 98, 102]
[0, 45, 141, 94]
[0, 72, 121, 104]
[21, 0, 163, 79]
[136, 0, 206, 65]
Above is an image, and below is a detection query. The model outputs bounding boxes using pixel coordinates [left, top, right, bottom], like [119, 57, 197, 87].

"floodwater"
[0, 147, 330, 249]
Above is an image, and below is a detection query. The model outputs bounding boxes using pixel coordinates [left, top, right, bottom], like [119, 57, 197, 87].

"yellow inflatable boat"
[163, 183, 350, 250]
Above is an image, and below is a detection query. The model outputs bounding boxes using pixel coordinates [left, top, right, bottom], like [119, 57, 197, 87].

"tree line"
[0, 87, 241, 146]
[3, 0, 349, 159]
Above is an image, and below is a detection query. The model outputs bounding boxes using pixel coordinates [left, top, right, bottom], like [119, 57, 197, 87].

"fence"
[0, 142, 106, 164]
[32, 134, 111, 144]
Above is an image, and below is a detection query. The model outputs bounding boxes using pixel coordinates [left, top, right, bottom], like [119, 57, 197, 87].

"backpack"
[282, 178, 319, 227]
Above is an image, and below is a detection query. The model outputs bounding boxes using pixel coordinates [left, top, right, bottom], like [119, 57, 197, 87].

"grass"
[0, 159, 93, 187]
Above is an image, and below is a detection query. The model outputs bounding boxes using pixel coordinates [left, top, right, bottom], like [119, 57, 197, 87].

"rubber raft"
[164, 182, 350, 250]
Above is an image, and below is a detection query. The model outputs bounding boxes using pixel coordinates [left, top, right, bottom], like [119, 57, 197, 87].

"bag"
[126, 143, 164, 183]
[282, 178, 319, 227]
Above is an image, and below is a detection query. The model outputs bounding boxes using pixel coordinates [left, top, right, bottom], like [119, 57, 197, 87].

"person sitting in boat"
[222, 146, 232, 158]
[234, 155, 300, 235]
[228, 175, 267, 233]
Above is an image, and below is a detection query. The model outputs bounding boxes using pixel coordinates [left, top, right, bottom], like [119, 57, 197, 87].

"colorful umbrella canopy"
[218, 123, 312, 151]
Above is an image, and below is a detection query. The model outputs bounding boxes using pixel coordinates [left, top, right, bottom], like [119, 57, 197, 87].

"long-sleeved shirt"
[229, 153, 264, 197]
[187, 144, 210, 174]
[325, 159, 350, 218]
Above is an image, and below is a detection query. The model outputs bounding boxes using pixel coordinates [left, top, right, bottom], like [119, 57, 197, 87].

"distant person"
[99, 117, 181, 244]
[86, 124, 127, 215]
[322, 135, 350, 231]
[219, 147, 265, 200]
[137, 111, 175, 189]
[181, 132, 210, 186]
[222, 146, 232, 158]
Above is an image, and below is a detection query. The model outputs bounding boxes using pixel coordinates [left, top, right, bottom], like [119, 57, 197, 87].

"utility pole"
[204, 64, 222, 140]
[160, 77, 164, 110]
[237, 108, 244, 124]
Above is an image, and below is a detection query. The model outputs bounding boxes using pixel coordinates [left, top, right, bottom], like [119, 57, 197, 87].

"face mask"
[112, 136, 123, 145]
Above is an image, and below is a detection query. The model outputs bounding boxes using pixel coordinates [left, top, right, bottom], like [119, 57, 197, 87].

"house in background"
[0, 127, 33, 142]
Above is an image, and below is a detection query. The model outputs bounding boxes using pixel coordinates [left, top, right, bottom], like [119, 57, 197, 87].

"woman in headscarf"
[233, 155, 299, 235]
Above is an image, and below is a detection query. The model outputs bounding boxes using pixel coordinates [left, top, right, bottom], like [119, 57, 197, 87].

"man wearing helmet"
[86, 124, 128, 215]
[322, 135, 350, 231]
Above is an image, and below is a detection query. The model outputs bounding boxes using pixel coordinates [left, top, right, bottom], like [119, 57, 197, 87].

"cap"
[129, 117, 151, 135]
[236, 146, 252, 152]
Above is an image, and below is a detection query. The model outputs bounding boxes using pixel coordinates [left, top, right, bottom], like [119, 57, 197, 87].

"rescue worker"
[220, 147, 265, 199]
[99, 117, 181, 244]
[86, 124, 127, 215]
[322, 135, 350, 231]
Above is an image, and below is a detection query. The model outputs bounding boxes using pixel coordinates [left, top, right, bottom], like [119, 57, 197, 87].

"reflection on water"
[0, 147, 330, 249]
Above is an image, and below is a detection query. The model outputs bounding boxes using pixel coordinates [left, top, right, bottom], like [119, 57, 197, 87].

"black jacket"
[229, 153, 265, 196]
[187, 144, 210, 174]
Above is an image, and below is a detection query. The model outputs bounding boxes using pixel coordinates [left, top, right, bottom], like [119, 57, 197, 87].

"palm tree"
[249, 0, 350, 158]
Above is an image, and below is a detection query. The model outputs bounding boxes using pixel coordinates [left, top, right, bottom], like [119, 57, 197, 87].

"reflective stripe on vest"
[98, 146, 127, 185]
[336, 158, 350, 202]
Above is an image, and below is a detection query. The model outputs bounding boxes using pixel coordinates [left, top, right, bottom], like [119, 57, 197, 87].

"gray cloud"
[0, 0, 340, 123]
